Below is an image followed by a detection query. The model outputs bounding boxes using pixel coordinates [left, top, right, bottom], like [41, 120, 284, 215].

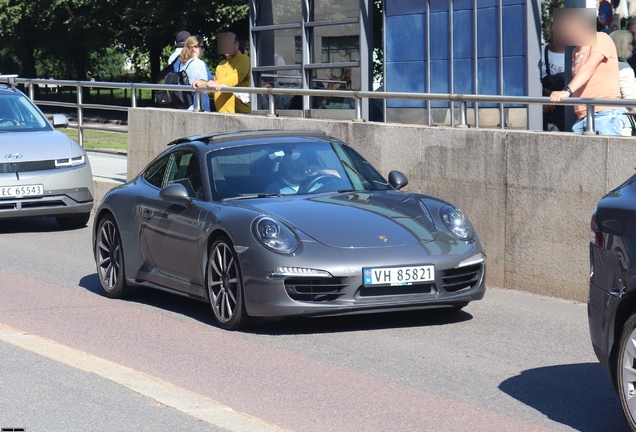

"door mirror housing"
[388, 170, 408, 190]
[160, 183, 194, 208]
[52, 114, 69, 128]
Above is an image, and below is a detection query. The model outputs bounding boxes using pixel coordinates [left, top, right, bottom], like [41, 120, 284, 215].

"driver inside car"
[264, 150, 340, 195]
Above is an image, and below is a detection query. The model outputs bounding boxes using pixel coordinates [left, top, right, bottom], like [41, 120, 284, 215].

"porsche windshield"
[0, 92, 51, 132]
[208, 140, 392, 200]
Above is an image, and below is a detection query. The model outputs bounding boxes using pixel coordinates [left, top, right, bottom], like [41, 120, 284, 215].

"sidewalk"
[87, 151, 127, 183]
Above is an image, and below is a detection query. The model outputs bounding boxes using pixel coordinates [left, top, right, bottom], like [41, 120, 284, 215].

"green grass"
[60, 128, 128, 151]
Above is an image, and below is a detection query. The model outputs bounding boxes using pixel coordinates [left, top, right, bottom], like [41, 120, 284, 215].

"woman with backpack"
[178, 35, 211, 111]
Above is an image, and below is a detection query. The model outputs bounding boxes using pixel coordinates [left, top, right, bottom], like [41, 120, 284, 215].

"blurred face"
[282, 153, 308, 183]
[552, 8, 596, 47]
[217, 33, 239, 57]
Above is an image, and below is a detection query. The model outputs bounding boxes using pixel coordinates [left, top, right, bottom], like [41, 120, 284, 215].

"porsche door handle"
[142, 208, 153, 220]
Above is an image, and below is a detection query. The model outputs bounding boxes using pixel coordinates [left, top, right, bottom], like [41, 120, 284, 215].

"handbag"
[541, 45, 565, 91]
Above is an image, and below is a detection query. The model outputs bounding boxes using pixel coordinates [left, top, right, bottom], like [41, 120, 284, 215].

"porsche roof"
[167, 130, 328, 147]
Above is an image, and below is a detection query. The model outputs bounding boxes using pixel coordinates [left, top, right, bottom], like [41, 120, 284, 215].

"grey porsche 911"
[93, 130, 486, 329]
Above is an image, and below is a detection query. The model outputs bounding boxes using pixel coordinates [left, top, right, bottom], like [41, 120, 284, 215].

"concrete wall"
[126, 107, 636, 301]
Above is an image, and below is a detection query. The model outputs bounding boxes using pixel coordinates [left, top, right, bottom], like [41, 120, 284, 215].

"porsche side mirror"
[160, 183, 194, 208]
[388, 171, 408, 190]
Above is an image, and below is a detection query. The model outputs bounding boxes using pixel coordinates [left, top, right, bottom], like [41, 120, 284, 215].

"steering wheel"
[298, 174, 341, 194]
[0, 118, 19, 126]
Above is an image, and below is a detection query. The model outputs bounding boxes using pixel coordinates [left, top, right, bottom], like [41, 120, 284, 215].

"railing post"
[353, 96, 363, 122]
[131, 84, 137, 108]
[457, 100, 468, 128]
[28, 82, 34, 100]
[77, 84, 84, 147]
[584, 104, 596, 135]
[267, 92, 276, 118]
[195, 89, 202, 111]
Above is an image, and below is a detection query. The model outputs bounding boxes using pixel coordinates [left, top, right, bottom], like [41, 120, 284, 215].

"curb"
[86, 148, 128, 156]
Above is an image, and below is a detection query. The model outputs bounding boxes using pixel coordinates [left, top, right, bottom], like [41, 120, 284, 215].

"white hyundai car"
[0, 77, 93, 228]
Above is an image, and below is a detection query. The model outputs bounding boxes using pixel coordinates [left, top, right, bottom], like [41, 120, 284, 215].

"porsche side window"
[144, 156, 169, 188]
[165, 151, 203, 199]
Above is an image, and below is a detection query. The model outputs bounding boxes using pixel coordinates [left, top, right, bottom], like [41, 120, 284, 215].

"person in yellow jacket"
[192, 32, 250, 113]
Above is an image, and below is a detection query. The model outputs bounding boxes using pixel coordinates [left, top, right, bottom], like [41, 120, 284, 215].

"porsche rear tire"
[95, 214, 129, 298]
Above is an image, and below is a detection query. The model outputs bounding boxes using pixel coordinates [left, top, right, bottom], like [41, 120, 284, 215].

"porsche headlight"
[253, 217, 298, 253]
[441, 205, 473, 240]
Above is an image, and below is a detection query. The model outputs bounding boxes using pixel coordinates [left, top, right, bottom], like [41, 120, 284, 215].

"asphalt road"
[0, 216, 630, 432]
[86, 151, 127, 183]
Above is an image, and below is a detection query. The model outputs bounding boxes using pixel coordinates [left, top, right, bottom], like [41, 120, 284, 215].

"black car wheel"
[207, 236, 249, 330]
[617, 312, 636, 430]
[56, 212, 90, 229]
[95, 214, 128, 298]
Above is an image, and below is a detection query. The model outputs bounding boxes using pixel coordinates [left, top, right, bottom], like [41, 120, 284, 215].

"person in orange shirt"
[550, 9, 626, 136]
[192, 32, 250, 114]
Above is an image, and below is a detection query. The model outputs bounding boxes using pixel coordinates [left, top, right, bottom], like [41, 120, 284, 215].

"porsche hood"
[249, 191, 439, 248]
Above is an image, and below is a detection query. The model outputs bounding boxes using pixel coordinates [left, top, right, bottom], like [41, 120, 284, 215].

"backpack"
[541, 45, 565, 92]
[154, 59, 193, 109]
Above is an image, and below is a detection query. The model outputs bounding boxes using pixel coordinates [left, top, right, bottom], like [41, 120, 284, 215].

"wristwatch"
[563, 86, 573, 96]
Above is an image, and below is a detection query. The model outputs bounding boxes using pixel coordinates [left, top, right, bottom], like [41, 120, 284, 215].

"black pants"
[543, 106, 565, 132]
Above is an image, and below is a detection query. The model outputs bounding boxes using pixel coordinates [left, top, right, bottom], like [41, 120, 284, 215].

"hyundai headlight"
[441, 205, 473, 240]
[55, 155, 85, 168]
[252, 216, 298, 253]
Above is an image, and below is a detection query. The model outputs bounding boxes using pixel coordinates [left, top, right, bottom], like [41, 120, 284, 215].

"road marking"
[0, 323, 289, 432]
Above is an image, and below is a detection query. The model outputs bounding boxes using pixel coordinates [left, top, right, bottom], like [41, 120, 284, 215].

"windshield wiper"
[222, 193, 283, 201]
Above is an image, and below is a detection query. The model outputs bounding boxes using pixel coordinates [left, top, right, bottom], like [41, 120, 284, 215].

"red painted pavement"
[0, 269, 555, 432]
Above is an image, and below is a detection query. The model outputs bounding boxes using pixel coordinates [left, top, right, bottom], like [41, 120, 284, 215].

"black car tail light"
[591, 209, 605, 248]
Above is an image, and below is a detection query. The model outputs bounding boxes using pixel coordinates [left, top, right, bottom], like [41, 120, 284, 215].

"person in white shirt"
[610, 30, 636, 135]
[179, 36, 212, 111]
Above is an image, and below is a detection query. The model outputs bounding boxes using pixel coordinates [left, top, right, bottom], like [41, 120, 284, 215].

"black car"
[589, 172, 636, 430]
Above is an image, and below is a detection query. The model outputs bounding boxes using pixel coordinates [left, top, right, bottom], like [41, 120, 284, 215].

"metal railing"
[4, 77, 636, 146]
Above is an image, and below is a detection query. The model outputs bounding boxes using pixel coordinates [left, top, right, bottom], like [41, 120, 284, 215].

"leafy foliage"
[540, 0, 565, 44]
[0, 0, 248, 80]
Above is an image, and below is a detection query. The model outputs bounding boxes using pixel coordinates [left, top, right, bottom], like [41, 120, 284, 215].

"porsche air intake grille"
[0, 160, 56, 173]
[442, 263, 483, 293]
[284, 278, 348, 302]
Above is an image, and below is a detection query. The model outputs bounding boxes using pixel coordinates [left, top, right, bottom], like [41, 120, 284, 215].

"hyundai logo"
[5, 153, 22, 160]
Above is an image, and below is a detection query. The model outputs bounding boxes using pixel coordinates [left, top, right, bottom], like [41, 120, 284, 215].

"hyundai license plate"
[0, 184, 44, 198]
[363, 265, 435, 287]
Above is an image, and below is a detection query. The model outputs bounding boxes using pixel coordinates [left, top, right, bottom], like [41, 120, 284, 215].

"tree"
[114, 0, 249, 80]
[0, 0, 248, 81]
[0, 0, 118, 80]
[541, 0, 565, 44]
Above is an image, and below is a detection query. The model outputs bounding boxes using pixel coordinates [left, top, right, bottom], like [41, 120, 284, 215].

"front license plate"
[0, 184, 44, 198]
[363, 265, 435, 287]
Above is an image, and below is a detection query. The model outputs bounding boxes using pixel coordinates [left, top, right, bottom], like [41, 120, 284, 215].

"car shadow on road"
[0, 217, 87, 233]
[247, 308, 473, 335]
[499, 363, 629, 432]
[78, 274, 218, 324]
[78, 273, 472, 332]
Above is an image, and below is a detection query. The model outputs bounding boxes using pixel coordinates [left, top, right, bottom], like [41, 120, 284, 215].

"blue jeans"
[572, 109, 627, 136]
